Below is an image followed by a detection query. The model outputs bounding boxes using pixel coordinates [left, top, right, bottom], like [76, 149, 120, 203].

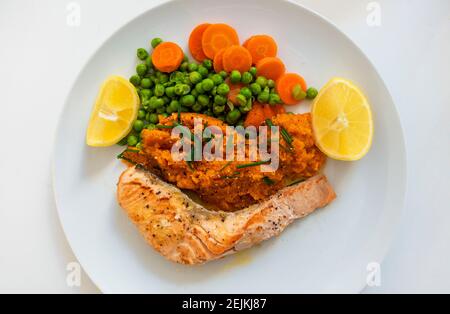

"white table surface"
[0, 0, 449, 294]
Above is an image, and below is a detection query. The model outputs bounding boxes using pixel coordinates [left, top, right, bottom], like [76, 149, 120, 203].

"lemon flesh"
[86, 76, 139, 147]
[311, 77, 373, 161]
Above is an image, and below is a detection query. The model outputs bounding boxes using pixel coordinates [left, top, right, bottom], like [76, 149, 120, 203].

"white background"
[0, 0, 449, 293]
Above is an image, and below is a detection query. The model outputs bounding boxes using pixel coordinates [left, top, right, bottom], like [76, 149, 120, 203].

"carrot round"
[189, 23, 211, 62]
[276, 73, 308, 105]
[256, 57, 286, 80]
[201, 23, 240, 59]
[242, 36, 254, 49]
[213, 49, 226, 73]
[271, 104, 286, 115]
[244, 103, 266, 127]
[222, 46, 252, 73]
[152, 42, 184, 73]
[246, 35, 278, 64]
[226, 81, 244, 104]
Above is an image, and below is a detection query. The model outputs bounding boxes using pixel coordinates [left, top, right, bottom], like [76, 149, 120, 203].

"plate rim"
[52, 0, 407, 294]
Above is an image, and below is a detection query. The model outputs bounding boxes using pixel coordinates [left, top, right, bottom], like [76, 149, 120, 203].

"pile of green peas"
[123, 37, 315, 147]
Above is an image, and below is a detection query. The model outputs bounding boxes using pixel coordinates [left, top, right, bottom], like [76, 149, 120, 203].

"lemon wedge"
[311, 77, 373, 161]
[86, 76, 139, 147]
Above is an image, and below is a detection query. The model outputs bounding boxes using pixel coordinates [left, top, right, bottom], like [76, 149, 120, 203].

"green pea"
[292, 84, 306, 100]
[127, 135, 138, 147]
[192, 102, 203, 112]
[226, 109, 241, 125]
[191, 89, 199, 98]
[162, 96, 170, 104]
[195, 82, 205, 94]
[146, 123, 156, 130]
[235, 94, 247, 106]
[154, 84, 165, 97]
[214, 95, 227, 106]
[189, 71, 202, 84]
[256, 76, 267, 89]
[137, 48, 148, 61]
[211, 74, 224, 86]
[151, 38, 163, 48]
[180, 95, 195, 107]
[140, 88, 152, 99]
[269, 93, 282, 105]
[159, 73, 169, 84]
[201, 78, 214, 91]
[179, 62, 189, 72]
[146, 113, 159, 124]
[239, 87, 252, 99]
[217, 83, 230, 96]
[165, 86, 175, 98]
[174, 84, 187, 96]
[141, 78, 153, 89]
[230, 70, 241, 84]
[188, 62, 198, 72]
[211, 86, 217, 96]
[267, 79, 275, 89]
[169, 100, 180, 112]
[133, 120, 144, 132]
[213, 104, 225, 115]
[241, 72, 253, 84]
[156, 107, 166, 114]
[149, 97, 164, 109]
[197, 94, 210, 107]
[202, 59, 213, 70]
[239, 99, 253, 113]
[219, 71, 228, 79]
[138, 110, 146, 120]
[306, 87, 318, 99]
[198, 65, 209, 78]
[136, 64, 148, 76]
[249, 67, 257, 77]
[129, 75, 141, 87]
[145, 55, 153, 68]
[257, 90, 270, 103]
[250, 83, 262, 95]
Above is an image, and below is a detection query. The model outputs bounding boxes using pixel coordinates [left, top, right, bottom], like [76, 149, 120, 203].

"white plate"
[53, 0, 406, 293]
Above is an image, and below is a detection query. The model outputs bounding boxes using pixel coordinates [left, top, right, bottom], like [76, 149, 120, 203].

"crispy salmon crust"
[117, 166, 336, 265]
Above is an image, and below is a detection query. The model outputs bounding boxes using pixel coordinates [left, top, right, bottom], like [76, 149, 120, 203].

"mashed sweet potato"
[124, 113, 326, 211]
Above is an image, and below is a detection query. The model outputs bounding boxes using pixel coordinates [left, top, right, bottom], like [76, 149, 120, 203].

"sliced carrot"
[201, 23, 240, 59]
[222, 45, 252, 73]
[189, 23, 211, 62]
[271, 104, 286, 115]
[244, 102, 266, 127]
[226, 81, 244, 104]
[256, 57, 286, 81]
[152, 42, 184, 73]
[213, 49, 226, 73]
[246, 35, 278, 64]
[242, 36, 254, 49]
[276, 73, 307, 105]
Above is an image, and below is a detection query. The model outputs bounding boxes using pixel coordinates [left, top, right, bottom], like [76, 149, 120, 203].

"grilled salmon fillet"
[117, 166, 336, 265]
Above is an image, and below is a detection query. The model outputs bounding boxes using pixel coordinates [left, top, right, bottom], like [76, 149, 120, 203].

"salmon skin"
[117, 166, 336, 265]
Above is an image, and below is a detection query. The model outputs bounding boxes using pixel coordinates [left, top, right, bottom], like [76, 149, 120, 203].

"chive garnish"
[265, 118, 293, 148]
[117, 148, 140, 159]
[219, 161, 232, 172]
[288, 178, 306, 186]
[236, 160, 271, 169]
